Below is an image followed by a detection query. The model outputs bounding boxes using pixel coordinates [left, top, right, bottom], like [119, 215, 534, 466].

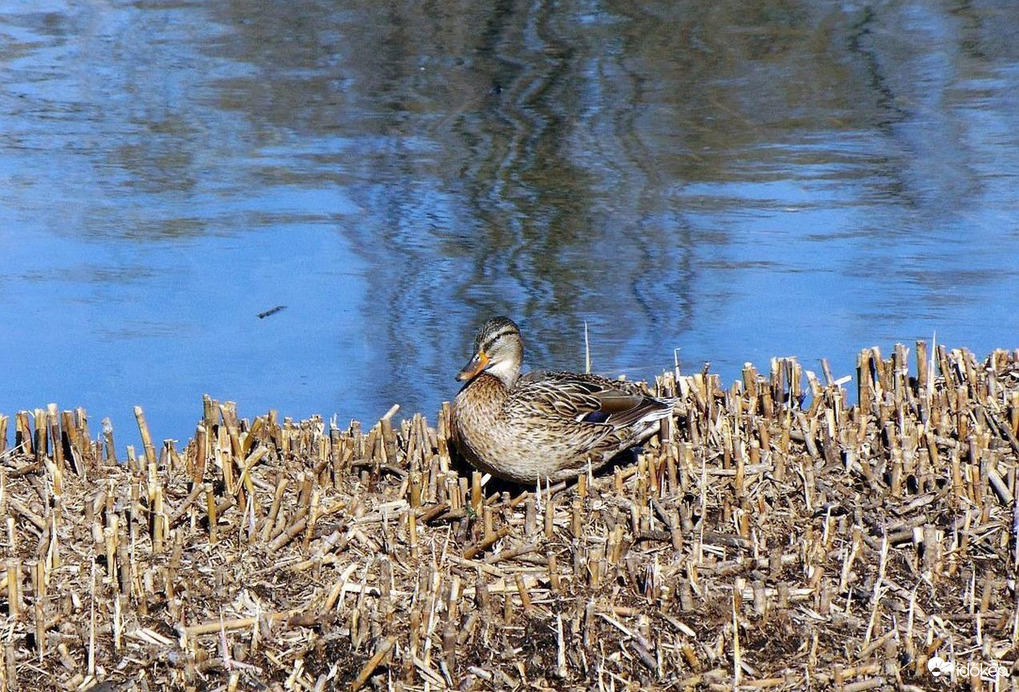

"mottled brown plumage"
[451, 316, 675, 483]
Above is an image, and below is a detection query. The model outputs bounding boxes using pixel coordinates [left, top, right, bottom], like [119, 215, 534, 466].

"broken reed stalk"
[134, 406, 157, 469]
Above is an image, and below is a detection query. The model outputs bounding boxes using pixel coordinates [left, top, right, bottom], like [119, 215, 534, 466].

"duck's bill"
[456, 351, 490, 381]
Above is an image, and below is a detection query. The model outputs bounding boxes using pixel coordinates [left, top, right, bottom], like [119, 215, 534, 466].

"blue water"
[1, 0, 1017, 448]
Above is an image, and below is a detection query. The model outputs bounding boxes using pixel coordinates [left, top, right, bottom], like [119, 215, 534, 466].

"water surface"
[1, 0, 1017, 446]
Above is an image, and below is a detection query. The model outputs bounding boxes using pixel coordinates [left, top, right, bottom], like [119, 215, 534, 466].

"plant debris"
[1, 342, 1018, 690]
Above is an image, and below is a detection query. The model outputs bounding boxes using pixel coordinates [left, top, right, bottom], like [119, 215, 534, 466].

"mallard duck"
[451, 316, 675, 483]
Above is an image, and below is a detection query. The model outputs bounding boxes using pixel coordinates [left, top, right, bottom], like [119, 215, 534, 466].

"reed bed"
[1, 342, 1018, 691]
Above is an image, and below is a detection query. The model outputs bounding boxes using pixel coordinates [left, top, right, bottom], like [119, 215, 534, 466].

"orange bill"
[456, 350, 490, 381]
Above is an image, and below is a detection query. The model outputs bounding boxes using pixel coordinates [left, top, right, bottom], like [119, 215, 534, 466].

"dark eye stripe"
[482, 327, 518, 352]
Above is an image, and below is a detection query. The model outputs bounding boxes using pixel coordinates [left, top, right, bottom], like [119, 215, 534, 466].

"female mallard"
[451, 316, 675, 483]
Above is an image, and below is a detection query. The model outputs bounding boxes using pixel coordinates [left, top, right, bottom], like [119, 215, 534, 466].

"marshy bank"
[1, 342, 1018, 690]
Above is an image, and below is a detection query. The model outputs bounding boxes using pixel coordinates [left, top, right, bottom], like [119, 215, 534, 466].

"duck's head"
[456, 316, 523, 387]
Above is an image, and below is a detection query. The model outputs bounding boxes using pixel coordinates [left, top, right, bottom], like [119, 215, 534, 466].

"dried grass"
[1, 342, 1018, 690]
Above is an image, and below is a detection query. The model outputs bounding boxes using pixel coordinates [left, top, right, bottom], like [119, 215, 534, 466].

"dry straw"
[1, 342, 1018, 690]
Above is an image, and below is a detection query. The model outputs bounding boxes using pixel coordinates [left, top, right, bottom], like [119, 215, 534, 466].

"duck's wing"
[516, 371, 673, 430]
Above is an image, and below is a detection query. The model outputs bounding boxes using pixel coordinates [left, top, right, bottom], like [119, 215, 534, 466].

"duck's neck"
[484, 358, 520, 388]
